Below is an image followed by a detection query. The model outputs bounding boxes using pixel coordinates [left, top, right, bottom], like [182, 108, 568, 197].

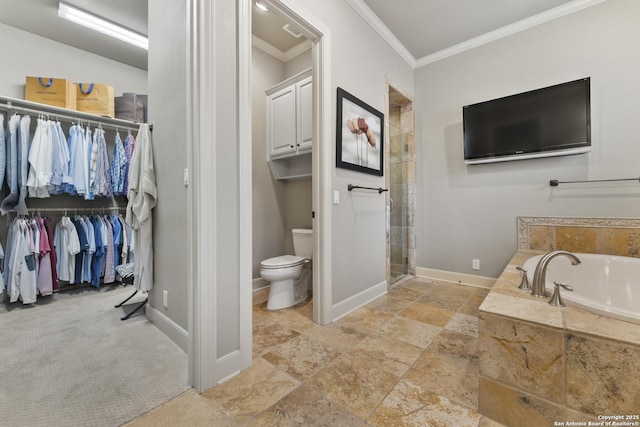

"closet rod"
[7, 207, 126, 217]
[23, 207, 126, 213]
[549, 177, 640, 186]
[0, 95, 145, 132]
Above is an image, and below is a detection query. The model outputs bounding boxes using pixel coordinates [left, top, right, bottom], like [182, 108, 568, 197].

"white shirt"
[53, 216, 81, 282]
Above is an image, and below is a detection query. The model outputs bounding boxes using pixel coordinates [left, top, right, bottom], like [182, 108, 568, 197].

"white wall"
[0, 23, 147, 98]
[295, 0, 414, 306]
[414, 0, 640, 278]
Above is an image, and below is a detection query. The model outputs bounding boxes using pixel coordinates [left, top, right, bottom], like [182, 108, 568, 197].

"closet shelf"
[0, 95, 147, 132]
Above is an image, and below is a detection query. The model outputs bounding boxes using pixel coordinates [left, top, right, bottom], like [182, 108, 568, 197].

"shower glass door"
[389, 116, 407, 284]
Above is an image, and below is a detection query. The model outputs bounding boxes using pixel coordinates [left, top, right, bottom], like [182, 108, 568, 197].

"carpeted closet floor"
[0, 284, 188, 427]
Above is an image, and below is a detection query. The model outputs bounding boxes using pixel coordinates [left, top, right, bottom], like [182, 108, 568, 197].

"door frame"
[258, 0, 332, 326]
[188, 0, 332, 392]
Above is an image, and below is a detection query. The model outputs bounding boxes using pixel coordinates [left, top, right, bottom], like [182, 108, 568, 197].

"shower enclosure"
[387, 86, 415, 286]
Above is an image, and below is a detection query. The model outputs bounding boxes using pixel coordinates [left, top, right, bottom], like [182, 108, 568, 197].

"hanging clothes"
[1, 114, 21, 215]
[43, 217, 59, 291]
[66, 124, 85, 196]
[27, 117, 52, 198]
[123, 131, 135, 194]
[53, 216, 80, 283]
[16, 115, 31, 215]
[126, 124, 156, 292]
[102, 216, 115, 284]
[35, 217, 54, 296]
[97, 130, 112, 197]
[4, 217, 38, 304]
[118, 214, 130, 264]
[49, 121, 71, 195]
[81, 216, 95, 284]
[0, 113, 6, 192]
[84, 126, 94, 200]
[90, 216, 105, 287]
[110, 215, 122, 267]
[111, 132, 127, 196]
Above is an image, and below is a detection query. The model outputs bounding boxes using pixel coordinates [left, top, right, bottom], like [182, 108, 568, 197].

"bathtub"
[523, 253, 640, 325]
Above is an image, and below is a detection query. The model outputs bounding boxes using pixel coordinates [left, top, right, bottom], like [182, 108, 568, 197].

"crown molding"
[414, 0, 607, 67]
[344, 0, 416, 68]
[252, 34, 285, 61]
[283, 39, 312, 62]
[345, 0, 606, 70]
[251, 34, 311, 62]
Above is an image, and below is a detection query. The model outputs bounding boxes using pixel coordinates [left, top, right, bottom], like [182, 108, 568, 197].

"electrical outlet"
[472, 259, 480, 270]
[163, 290, 168, 308]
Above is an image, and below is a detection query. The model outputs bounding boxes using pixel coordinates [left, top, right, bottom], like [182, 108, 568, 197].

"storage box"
[115, 92, 146, 122]
[25, 76, 77, 110]
[75, 83, 115, 117]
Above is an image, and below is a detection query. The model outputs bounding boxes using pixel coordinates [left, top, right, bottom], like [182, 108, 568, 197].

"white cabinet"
[296, 76, 313, 152]
[268, 84, 297, 157]
[266, 69, 312, 179]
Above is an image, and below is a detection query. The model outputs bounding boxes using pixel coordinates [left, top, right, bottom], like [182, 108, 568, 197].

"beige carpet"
[0, 285, 189, 427]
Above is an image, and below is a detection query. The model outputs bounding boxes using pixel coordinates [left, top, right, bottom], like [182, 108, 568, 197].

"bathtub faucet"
[531, 250, 581, 297]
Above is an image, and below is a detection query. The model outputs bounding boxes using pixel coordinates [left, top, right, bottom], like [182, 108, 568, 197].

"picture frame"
[336, 87, 384, 176]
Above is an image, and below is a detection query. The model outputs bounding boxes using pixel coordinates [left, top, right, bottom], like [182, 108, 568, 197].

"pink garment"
[36, 217, 53, 296]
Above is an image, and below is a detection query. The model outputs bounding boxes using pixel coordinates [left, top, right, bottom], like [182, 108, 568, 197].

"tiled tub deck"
[478, 249, 640, 425]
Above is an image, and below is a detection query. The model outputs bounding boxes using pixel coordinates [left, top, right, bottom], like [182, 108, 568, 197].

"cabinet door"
[296, 76, 313, 152]
[268, 85, 297, 158]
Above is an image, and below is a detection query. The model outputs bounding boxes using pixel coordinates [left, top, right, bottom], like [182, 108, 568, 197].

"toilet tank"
[292, 229, 313, 260]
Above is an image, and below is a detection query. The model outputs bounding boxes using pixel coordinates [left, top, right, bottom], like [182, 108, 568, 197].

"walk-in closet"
[0, 2, 189, 426]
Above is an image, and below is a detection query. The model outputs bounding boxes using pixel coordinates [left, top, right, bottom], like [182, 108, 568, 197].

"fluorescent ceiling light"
[58, 2, 149, 50]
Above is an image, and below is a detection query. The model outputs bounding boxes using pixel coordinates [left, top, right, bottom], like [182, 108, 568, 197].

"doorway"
[246, 0, 332, 327]
[386, 85, 415, 286]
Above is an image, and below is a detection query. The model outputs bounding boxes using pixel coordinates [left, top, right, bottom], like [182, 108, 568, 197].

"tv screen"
[463, 78, 591, 164]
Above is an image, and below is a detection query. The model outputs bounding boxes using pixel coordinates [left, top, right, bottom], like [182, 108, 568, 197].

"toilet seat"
[260, 255, 305, 269]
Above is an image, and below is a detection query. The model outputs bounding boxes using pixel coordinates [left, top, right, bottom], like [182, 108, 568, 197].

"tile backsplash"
[518, 216, 640, 257]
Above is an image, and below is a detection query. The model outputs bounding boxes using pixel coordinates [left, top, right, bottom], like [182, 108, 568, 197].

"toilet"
[260, 229, 313, 310]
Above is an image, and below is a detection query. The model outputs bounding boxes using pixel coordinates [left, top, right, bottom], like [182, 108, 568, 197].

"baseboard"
[145, 304, 189, 353]
[253, 277, 268, 291]
[416, 267, 496, 289]
[215, 350, 242, 385]
[331, 280, 388, 322]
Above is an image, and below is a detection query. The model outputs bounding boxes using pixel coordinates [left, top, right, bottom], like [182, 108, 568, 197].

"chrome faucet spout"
[531, 251, 581, 297]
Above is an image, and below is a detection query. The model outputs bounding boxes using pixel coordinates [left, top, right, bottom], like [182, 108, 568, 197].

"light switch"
[333, 190, 340, 205]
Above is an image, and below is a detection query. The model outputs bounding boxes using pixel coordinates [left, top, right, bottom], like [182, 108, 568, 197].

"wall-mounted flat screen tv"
[463, 78, 591, 164]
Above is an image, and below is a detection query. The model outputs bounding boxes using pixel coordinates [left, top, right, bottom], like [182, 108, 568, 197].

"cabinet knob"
[290, 145, 294, 148]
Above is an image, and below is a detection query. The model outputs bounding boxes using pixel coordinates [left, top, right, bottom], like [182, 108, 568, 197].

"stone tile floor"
[128, 278, 505, 426]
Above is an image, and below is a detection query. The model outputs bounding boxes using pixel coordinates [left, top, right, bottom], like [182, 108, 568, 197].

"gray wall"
[295, 0, 414, 305]
[252, 46, 286, 279]
[414, 0, 640, 279]
[251, 46, 313, 280]
[281, 49, 313, 259]
[148, 0, 189, 331]
[284, 50, 312, 79]
[0, 22, 147, 100]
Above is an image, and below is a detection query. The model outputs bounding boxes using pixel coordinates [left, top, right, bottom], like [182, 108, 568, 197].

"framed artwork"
[336, 87, 384, 176]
